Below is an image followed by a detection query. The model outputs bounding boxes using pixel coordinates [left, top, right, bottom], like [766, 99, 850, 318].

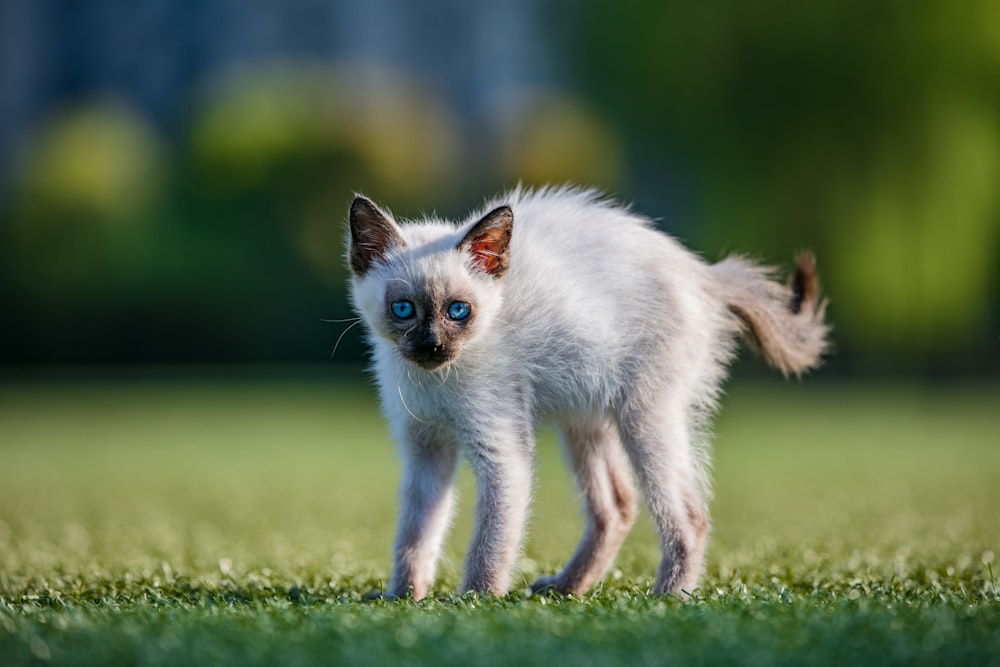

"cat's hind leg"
[616, 393, 711, 596]
[532, 417, 638, 596]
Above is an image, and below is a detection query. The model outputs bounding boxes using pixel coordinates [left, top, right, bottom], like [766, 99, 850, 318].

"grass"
[1, 373, 998, 665]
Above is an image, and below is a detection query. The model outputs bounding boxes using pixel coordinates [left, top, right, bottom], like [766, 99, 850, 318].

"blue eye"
[391, 300, 415, 319]
[447, 301, 471, 321]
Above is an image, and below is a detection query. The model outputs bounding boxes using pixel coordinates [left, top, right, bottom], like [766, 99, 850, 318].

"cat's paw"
[364, 589, 400, 602]
[530, 575, 569, 595]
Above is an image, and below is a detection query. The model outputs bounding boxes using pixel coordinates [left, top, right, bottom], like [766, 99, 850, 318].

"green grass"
[1, 374, 998, 665]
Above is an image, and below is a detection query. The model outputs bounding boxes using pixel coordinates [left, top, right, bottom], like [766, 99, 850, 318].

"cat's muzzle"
[403, 343, 454, 371]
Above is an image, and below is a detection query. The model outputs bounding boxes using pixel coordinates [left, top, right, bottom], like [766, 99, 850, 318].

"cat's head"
[347, 195, 512, 371]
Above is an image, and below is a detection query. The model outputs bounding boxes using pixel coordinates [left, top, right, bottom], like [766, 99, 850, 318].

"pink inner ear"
[470, 236, 503, 274]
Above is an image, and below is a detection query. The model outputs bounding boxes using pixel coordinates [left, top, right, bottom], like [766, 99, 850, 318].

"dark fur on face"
[384, 285, 476, 371]
[349, 196, 509, 372]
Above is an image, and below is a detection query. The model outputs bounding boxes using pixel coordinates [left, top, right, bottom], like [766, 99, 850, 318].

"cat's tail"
[710, 252, 830, 377]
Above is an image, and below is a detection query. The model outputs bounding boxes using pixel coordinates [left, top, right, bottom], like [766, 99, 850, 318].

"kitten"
[347, 186, 828, 600]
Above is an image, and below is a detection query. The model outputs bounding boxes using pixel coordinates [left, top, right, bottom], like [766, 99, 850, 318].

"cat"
[346, 186, 828, 600]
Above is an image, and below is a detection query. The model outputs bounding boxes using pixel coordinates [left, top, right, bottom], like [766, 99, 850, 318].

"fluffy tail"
[711, 252, 830, 377]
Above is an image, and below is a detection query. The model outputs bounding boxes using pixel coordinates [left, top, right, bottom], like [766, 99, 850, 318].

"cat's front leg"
[387, 426, 459, 600]
[461, 425, 534, 596]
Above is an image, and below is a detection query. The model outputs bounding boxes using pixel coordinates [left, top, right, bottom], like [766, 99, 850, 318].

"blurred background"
[1, 0, 998, 376]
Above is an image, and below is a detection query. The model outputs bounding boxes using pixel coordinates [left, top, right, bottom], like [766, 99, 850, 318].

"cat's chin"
[403, 352, 457, 373]
[411, 359, 453, 373]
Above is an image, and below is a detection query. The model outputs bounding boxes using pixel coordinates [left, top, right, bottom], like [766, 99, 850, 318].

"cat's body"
[347, 186, 828, 599]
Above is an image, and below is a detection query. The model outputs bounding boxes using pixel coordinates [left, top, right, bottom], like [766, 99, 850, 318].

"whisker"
[320, 317, 361, 324]
[397, 384, 427, 423]
[330, 319, 364, 359]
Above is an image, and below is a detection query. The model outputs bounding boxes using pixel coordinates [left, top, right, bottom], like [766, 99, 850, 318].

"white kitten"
[347, 186, 828, 599]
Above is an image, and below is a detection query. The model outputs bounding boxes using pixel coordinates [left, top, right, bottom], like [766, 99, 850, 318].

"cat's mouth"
[403, 344, 455, 371]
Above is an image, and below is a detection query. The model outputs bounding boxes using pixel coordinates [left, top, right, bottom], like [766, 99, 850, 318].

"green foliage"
[5, 8, 1000, 368]
[0, 377, 997, 665]
[573, 0, 1000, 365]
[14, 102, 166, 226]
[495, 92, 626, 190]
[6, 103, 167, 298]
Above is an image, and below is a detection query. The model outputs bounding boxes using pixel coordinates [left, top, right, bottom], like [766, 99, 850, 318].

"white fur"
[348, 185, 827, 599]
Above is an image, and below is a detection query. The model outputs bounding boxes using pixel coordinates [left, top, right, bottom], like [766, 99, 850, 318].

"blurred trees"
[1, 2, 998, 373]
[571, 0, 1000, 371]
[0, 64, 618, 365]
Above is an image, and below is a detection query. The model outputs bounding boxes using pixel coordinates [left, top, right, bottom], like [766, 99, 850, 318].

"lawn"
[1, 372, 998, 665]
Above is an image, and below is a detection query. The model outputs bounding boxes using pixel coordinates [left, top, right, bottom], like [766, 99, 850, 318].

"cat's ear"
[349, 195, 406, 275]
[458, 205, 513, 279]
